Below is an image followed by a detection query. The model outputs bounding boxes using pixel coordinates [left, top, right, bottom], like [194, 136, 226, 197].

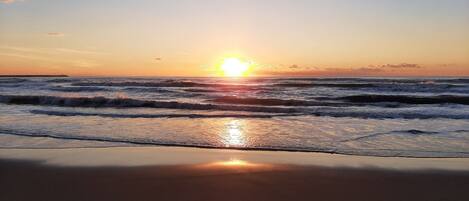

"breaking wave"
[341, 129, 443, 142]
[0, 94, 299, 113]
[0, 78, 27, 84]
[46, 78, 74, 83]
[1, 127, 468, 157]
[1, 94, 469, 119]
[273, 82, 376, 88]
[305, 107, 469, 120]
[47, 86, 110, 92]
[72, 80, 261, 89]
[330, 95, 469, 105]
[30, 109, 290, 119]
[211, 96, 346, 107]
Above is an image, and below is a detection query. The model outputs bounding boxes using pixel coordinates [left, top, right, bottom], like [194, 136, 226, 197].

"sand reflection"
[216, 159, 251, 167]
[198, 158, 268, 169]
[221, 120, 246, 147]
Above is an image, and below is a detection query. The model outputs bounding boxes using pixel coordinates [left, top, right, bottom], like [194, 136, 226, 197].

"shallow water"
[0, 77, 468, 157]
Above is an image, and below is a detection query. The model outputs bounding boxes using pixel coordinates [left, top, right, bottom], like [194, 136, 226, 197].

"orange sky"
[1, 0, 468, 77]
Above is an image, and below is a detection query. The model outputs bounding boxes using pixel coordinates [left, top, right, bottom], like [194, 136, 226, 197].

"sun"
[220, 58, 251, 77]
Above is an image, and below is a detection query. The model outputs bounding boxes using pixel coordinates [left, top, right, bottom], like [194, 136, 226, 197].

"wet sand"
[1, 147, 469, 201]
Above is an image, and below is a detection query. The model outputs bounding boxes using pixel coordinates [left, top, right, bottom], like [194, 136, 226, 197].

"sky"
[1, 0, 468, 77]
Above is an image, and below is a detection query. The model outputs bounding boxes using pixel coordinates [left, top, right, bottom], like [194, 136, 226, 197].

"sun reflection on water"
[222, 120, 246, 147]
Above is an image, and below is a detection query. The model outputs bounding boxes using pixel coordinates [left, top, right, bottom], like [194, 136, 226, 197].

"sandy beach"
[1, 147, 469, 201]
[2, 0, 469, 200]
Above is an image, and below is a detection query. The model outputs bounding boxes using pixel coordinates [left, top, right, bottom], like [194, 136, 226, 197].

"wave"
[437, 78, 469, 84]
[306, 107, 469, 119]
[72, 80, 261, 90]
[273, 82, 376, 88]
[277, 78, 469, 85]
[0, 84, 22, 88]
[1, 127, 468, 158]
[211, 96, 346, 107]
[0, 94, 299, 113]
[47, 86, 110, 92]
[1, 94, 468, 119]
[72, 80, 378, 89]
[46, 78, 74, 83]
[0, 127, 338, 153]
[0, 78, 28, 84]
[124, 87, 175, 93]
[330, 95, 469, 105]
[184, 88, 220, 93]
[360, 84, 469, 94]
[30, 109, 290, 119]
[31, 107, 469, 120]
[278, 78, 422, 83]
[341, 130, 441, 142]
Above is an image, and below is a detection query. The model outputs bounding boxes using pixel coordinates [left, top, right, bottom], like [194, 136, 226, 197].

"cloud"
[54, 48, 106, 55]
[72, 60, 99, 68]
[1, 46, 107, 55]
[1, 0, 17, 4]
[286, 64, 319, 70]
[354, 67, 385, 72]
[0, 46, 43, 53]
[46, 32, 65, 37]
[321, 67, 385, 75]
[370, 63, 421, 69]
[0, 53, 57, 62]
[258, 67, 383, 77]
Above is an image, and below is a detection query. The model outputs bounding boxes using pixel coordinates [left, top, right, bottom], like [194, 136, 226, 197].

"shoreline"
[1, 144, 469, 159]
[1, 146, 469, 170]
[1, 146, 469, 201]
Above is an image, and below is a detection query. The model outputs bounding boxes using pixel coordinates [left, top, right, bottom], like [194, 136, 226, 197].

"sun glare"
[220, 58, 251, 77]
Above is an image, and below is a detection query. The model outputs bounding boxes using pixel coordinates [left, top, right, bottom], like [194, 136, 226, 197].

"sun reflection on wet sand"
[215, 159, 251, 167]
[197, 158, 269, 169]
[221, 120, 246, 147]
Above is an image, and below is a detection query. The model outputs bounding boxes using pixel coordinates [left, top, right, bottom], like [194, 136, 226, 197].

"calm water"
[1, 77, 469, 157]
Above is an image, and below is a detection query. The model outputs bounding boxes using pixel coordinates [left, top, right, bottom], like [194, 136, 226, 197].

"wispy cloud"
[0, 46, 103, 69]
[285, 64, 319, 70]
[258, 64, 422, 76]
[288, 64, 300, 69]
[262, 62, 423, 76]
[0, 46, 43, 53]
[54, 48, 107, 55]
[72, 60, 100, 68]
[1, 0, 17, 4]
[46, 32, 65, 37]
[1, 46, 107, 55]
[353, 67, 385, 73]
[0, 53, 57, 62]
[369, 63, 422, 69]
[0, 53, 101, 69]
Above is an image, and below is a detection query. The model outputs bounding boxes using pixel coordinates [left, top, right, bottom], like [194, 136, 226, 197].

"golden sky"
[1, 0, 468, 77]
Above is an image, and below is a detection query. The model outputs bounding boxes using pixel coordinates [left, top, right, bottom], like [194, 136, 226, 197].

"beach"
[1, 147, 469, 201]
[2, 0, 469, 200]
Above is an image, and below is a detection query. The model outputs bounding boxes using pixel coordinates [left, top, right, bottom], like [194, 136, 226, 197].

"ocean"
[0, 77, 468, 157]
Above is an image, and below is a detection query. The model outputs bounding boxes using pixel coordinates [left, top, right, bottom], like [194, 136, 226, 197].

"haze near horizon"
[1, 0, 468, 77]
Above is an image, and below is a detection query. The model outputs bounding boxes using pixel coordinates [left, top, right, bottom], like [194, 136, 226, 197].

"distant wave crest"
[211, 96, 346, 107]
[30, 109, 290, 119]
[0, 78, 27, 84]
[48, 86, 110, 92]
[0, 94, 298, 113]
[328, 95, 469, 105]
